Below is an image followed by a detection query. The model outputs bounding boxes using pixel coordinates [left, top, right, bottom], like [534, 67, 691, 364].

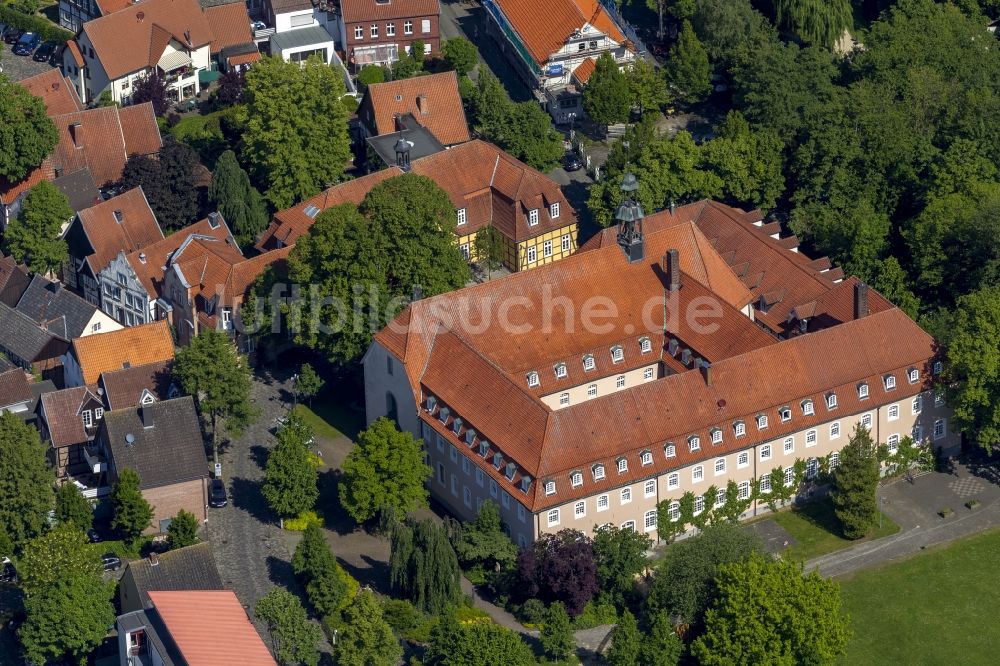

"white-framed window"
[616, 375, 626, 389]
[597, 494, 609, 511]
[827, 393, 838, 410]
[587, 384, 597, 398]
[570, 471, 583, 488]
[550, 202, 560, 218]
[386, 22, 395, 36]
[94, 407, 104, 420]
[784, 467, 795, 486]
[404, 20, 413, 34]
[640, 337, 652, 353]
[715, 488, 726, 508]
[756, 414, 768, 430]
[806, 430, 817, 447]
[583, 354, 595, 371]
[463, 486, 472, 507]
[935, 392, 945, 407]
[457, 208, 466, 225]
[621, 487, 631, 504]
[644, 367, 654, 381]
[912, 395, 922, 414]
[802, 399, 814, 416]
[829, 452, 840, 469]
[934, 418, 946, 440]
[622, 520, 636, 531]
[760, 444, 771, 461]
[370, 23, 378, 37]
[759, 474, 771, 493]
[611, 346, 624, 363]
[528, 209, 539, 226]
[737, 451, 749, 468]
[544, 480, 556, 496]
[526, 246, 537, 263]
[714, 458, 725, 475]
[640, 450, 653, 466]
[593, 464, 605, 481]
[543, 240, 553, 257]
[561, 234, 571, 252]
[574, 501, 586, 518]
[617, 458, 628, 474]
[644, 510, 657, 531]
[92, 322, 101, 332]
[779, 407, 791, 423]
[559, 393, 570, 407]
[734, 421, 746, 437]
[858, 383, 869, 399]
[476, 468, 484, 486]
[354, 26, 363, 39]
[689, 436, 701, 452]
[711, 428, 723, 445]
[667, 472, 679, 490]
[554, 363, 567, 379]
[913, 424, 923, 441]
[806, 457, 819, 479]
[783, 436, 794, 454]
[665, 443, 676, 458]
[449, 446, 458, 463]
[830, 421, 841, 439]
[887, 433, 900, 451]
[462, 457, 470, 475]
[526, 371, 539, 387]
[694, 495, 705, 515]
[738, 481, 750, 500]
[692, 465, 704, 483]
[421, 18, 431, 33]
[667, 501, 680, 522]
[644, 479, 656, 497]
[888, 404, 899, 421]
[860, 413, 872, 429]
[489, 479, 498, 498]
[547, 509, 560, 526]
[81, 410, 93, 428]
[908, 368, 919, 384]
[884, 375, 896, 391]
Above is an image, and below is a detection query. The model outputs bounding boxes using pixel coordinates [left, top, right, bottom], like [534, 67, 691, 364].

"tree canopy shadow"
[228, 476, 274, 525]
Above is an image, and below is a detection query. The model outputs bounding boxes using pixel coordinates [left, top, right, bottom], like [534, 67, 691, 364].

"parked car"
[101, 553, 122, 572]
[209, 478, 227, 508]
[13, 32, 40, 56]
[33, 40, 57, 62]
[250, 20, 266, 31]
[1, 557, 17, 584]
[3, 27, 23, 45]
[563, 153, 583, 172]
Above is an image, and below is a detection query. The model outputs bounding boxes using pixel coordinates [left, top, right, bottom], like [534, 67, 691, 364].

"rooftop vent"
[69, 121, 83, 149]
[149, 552, 159, 566]
[207, 211, 221, 229]
[113, 210, 123, 223]
[138, 252, 146, 264]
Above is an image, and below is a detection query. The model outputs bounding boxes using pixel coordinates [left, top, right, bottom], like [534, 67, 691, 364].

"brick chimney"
[663, 248, 680, 292]
[416, 94, 429, 115]
[854, 282, 869, 319]
[69, 121, 83, 149]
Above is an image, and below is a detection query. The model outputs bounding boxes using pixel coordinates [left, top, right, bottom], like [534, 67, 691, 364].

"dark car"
[33, 40, 57, 62]
[2, 558, 18, 584]
[13, 32, 40, 56]
[209, 478, 227, 508]
[3, 27, 23, 44]
[563, 153, 583, 172]
[102, 553, 122, 572]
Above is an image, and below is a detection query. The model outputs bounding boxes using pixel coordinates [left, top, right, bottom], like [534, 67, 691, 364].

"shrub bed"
[0, 7, 73, 43]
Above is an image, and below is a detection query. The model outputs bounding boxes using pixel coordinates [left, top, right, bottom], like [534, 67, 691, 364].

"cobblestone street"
[0, 43, 58, 82]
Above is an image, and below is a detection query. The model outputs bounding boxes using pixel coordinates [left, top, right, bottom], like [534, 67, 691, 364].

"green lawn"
[766, 498, 899, 562]
[292, 398, 362, 443]
[838, 528, 1000, 665]
[169, 108, 237, 169]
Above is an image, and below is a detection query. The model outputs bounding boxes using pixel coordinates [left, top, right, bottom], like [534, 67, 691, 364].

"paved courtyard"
[0, 43, 58, 82]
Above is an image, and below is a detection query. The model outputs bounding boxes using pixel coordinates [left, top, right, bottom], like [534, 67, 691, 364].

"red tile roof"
[147, 591, 276, 666]
[492, 0, 626, 66]
[71, 320, 175, 386]
[18, 70, 83, 116]
[66, 40, 84, 67]
[0, 368, 32, 408]
[76, 188, 164, 275]
[204, 2, 254, 52]
[95, 0, 133, 14]
[362, 71, 470, 146]
[39, 386, 102, 447]
[227, 51, 261, 66]
[572, 57, 597, 84]
[340, 0, 439, 22]
[98, 359, 174, 410]
[117, 103, 163, 157]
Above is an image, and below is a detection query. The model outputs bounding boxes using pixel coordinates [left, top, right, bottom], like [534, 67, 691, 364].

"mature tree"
[0, 412, 55, 550]
[442, 37, 479, 77]
[691, 0, 775, 68]
[666, 21, 712, 105]
[789, 198, 889, 284]
[111, 468, 153, 545]
[450, 500, 518, 571]
[541, 601, 575, 661]
[872, 257, 920, 319]
[390, 518, 461, 614]
[174, 328, 257, 463]
[215, 68, 246, 106]
[336, 590, 403, 666]
[774, 0, 853, 49]
[702, 111, 785, 210]
[425, 611, 536, 666]
[642, 611, 684, 666]
[626, 58, 669, 116]
[516, 529, 598, 616]
[831, 424, 881, 539]
[54, 482, 92, 531]
[242, 55, 351, 209]
[17, 525, 116, 666]
[262, 414, 319, 518]
[0, 73, 59, 182]
[469, 71, 513, 141]
[209, 149, 269, 247]
[3, 181, 71, 275]
[505, 101, 565, 171]
[940, 285, 1000, 451]
[592, 523, 651, 607]
[120, 139, 200, 230]
[296, 363, 324, 406]
[691, 555, 850, 664]
[292, 523, 357, 616]
[474, 225, 505, 280]
[166, 509, 199, 549]
[340, 417, 431, 523]
[357, 65, 385, 89]
[131, 71, 170, 116]
[607, 609, 642, 666]
[584, 53, 631, 128]
[255, 588, 322, 666]
[647, 522, 766, 629]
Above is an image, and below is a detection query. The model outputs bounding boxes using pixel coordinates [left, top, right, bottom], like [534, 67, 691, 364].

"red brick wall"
[143, 478, 206, 534]
[345, 14, 440, 59]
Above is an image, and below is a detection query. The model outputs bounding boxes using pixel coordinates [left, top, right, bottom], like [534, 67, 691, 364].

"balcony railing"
[83, 446, 107, 474]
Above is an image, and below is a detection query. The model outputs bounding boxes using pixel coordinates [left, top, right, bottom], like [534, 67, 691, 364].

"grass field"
[838, 528, 1000, 665]
[768, 498, 899, 561]
[292, 396, 362, 442]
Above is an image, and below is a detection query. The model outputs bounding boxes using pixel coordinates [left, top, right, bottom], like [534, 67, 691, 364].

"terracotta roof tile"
[492, 0, 626, 66]
[99, 360, 174, 410]
[117, 103, 162, 156]
[0, 162, 54, 205]
[126, 216, 234, 300]
[204, 2, 253, 52]
[147, 591, 276, 666]
[362, 71, 470, 146]
[95, 0, 133, 13]
[572, 57, 597, 84]
[66, 40, 84, 67]
[77, 187, 164, 275]
[227, 51, 261, 66]
[0, 369, 32, 409]
[50, 107, 128, 187]
[71, 320, 175, 385]
[340, 0, 439, 22]
[18, 70, 83, 116]
[40, 386, 101, 447]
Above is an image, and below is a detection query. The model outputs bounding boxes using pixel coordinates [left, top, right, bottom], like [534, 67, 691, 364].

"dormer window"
[457, 208, 466, 226]
[493, 452, 503, 470]
[639, 337, 652, 354]
[616, 457, 627, 474]
[802, 399, 814, 416]
[734, 421, 746, 437]
[688, 435, 700, 452]
[528, 209, 539, 226]
[779, 407, 791, 423]
[478, 440, 489, 457]
[884, 375, 896, 391]
[826, 393, 838, 410]
[81, 410, 93, 428]
[710, 428, 722, 445]
[438, 407, 450, 424]
[550, 202, 560, 219]
[426, 396, 437, 412]
[554, 363, 567, 379]
[505, 462, 516, 481]
[640, 450, 652, 466]
[527, 371, 539, 387]
[582, 354, 595, 371]
[452, 417, 463, 435]
[521, 475, 532, 493]
[908, 368, 919, 384]
[681, 349, 692, 366]
[664, 443, 676, 458]
[756, 414, 768, 430]
[544, 480, 556, 496]
[570, 471, 583, 487]
[858, 383, 869, 399]
[464, 428, 476, 446]
[611, 346, 624, 363]
[593, 464, 605, 480]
